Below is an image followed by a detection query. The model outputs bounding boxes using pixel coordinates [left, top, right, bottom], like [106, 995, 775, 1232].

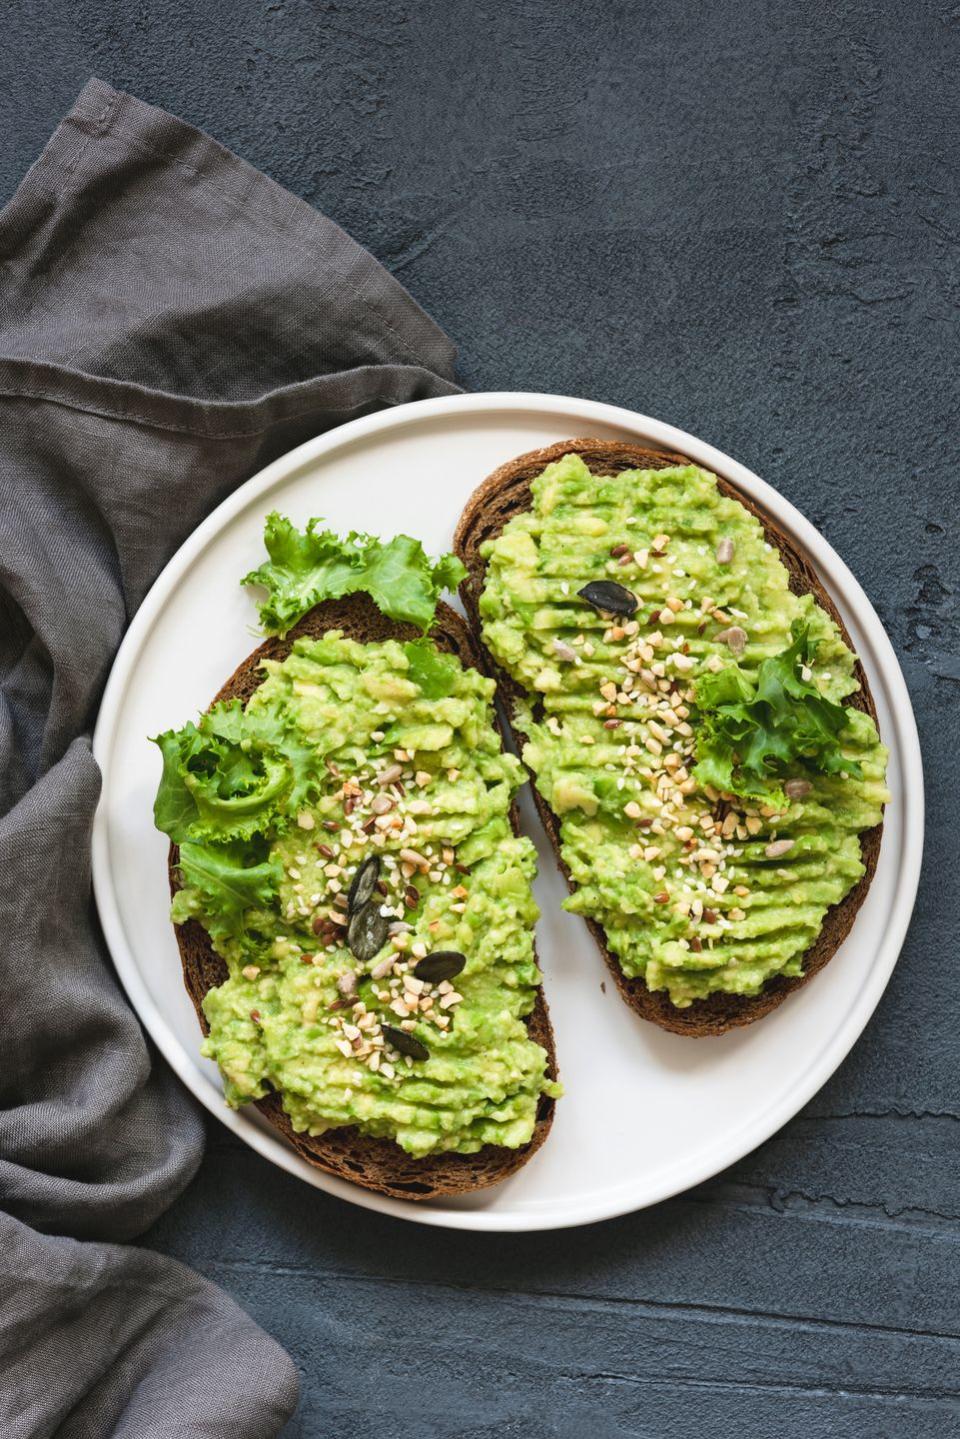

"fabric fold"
[0, 78, 459, 1437]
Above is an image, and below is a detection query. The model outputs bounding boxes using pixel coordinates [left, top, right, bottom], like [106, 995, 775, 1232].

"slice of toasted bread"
[169, 593, 557, 1200]
[454, 439, 883, 1038]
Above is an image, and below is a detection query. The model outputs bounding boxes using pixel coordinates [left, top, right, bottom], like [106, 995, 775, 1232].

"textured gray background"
[3, 2, 957, 1435]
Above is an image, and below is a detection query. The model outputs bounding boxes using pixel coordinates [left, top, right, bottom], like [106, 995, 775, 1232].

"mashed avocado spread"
[479, 453, 889, 1007]
[155, 633, 558, 1156]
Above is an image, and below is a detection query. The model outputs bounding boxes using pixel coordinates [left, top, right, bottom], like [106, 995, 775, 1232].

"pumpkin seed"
[347, 900, 390, 963]
[577, 580, 638, 616]
[381, 1025, 430, 1061]
[347, 855, 380, 913]
[413, 950, 466, 983]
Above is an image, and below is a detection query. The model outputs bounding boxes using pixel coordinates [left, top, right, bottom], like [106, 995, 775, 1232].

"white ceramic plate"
[91, 392, 923, 1232]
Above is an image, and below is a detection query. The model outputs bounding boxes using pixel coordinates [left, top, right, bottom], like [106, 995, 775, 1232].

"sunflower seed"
[764, 838, 795, 859]
[716, 537, 735, 564]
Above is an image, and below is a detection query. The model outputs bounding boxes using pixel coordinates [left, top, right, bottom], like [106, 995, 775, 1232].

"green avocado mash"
[479, 453, 889, 1007]
[155, 632, 558, 1157]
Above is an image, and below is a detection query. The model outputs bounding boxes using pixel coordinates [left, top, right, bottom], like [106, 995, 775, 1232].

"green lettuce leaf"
[403, 638, 459, 699]
[152, 700, 323, 844]
[243, 513, 466, 635]
[173, 840, 280, 943]
[692, 622, 861, 801]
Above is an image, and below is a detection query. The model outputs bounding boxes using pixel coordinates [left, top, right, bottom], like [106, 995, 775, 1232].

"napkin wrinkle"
[0, 77, 459, 1438]
[0, 356, 454, 435]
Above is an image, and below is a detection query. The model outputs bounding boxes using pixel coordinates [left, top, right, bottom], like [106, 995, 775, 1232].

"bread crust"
[454, 438, 883, 1037]
[169, 593, 557, 1199]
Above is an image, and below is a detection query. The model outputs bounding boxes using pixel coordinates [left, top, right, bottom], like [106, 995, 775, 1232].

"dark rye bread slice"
[169, 593, 557, 1200]
[454, 438, 883, 1038]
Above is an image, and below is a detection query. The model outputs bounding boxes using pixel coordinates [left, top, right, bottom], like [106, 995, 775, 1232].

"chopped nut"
[399, 847, 429, 869]
[785, 778, 813, 800]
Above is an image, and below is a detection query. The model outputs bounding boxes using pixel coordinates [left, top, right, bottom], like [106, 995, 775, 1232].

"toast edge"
[453, 438, 884, 1038]
[168, 594, 558, 1200]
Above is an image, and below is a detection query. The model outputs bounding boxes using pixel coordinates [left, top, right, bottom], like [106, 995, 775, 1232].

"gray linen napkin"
[0, 78, 459, 1437]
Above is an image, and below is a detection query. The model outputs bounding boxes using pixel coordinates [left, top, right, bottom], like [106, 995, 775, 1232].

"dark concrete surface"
[4, 2, 958, 1434]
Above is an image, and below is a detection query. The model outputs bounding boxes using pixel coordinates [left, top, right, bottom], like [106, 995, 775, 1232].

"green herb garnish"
[692, 621, 861, 802]
[171, 840, 281, 944]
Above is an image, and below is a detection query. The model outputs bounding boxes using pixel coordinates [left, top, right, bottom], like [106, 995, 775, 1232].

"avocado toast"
[455, 439, 888, 1037]
[160, 594, 559, 1201]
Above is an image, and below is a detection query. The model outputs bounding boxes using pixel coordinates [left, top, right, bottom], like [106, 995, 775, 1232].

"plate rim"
[91, 390, 924, 1231]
